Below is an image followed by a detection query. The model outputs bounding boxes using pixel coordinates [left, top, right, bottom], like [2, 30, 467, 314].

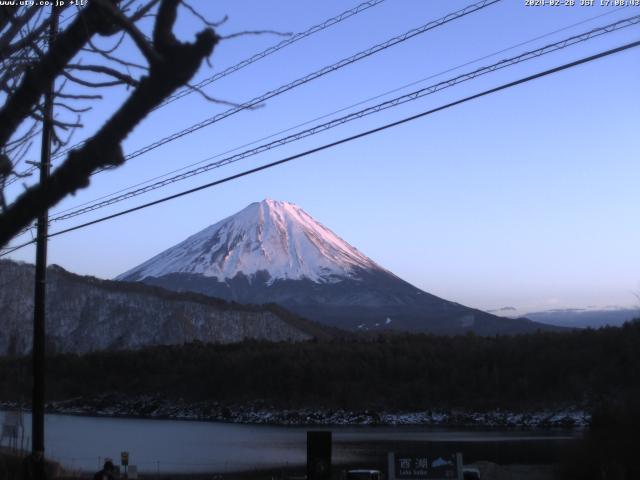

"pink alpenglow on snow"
[116, 199, 560, 335]
[117, 199, 385, 284]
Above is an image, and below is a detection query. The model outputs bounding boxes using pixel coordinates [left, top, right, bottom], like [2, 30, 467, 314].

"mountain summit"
[118, 199, 557, 335]
[117, 199, 383, 284]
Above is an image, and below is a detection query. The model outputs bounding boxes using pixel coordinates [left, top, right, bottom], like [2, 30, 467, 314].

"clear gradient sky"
[5, 0, 640, 315]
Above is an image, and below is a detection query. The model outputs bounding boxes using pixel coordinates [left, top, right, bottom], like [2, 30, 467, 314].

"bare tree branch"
[29, 110, 82, 130]
[0, 0, 218, 247]
[185, 81, 264, 109]
[55, 92, 103, 100]
[94, 0, 162, 65]
[66, 63, 140, 86]
[61, 69, 129, 88]
[1, 15, 49, 59]
[0, 7, 17, 33]
[219, 30, 293, 41]
[82, 37, 149, 71]
[180, 1, 227, 28]
[0, 1, 117, 148]
[53, 102, 92, 114]
[84, 30, 126, 55]
[0, 6, 39, 59]
[4, 120, 39, 151]
[129, 0, 162, 23]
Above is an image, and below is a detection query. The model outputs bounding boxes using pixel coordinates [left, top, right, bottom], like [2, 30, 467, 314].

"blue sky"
[5, 0, 640, 314]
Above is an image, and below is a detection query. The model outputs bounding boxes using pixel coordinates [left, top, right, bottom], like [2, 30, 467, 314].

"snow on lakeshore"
[0, 397, 590, 428]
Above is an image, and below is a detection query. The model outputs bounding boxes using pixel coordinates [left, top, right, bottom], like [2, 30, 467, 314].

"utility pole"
[32, 5, 57, 479]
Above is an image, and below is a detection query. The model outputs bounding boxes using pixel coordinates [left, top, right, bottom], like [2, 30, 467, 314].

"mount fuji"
[117, 199, 555, 335]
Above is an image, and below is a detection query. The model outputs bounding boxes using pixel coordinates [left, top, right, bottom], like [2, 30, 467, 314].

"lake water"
[0, 411, 579, 474]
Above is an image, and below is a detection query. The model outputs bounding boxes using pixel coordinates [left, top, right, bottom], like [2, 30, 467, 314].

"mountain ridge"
[118, 199, 560, 335]
[0, 259, 333, 356]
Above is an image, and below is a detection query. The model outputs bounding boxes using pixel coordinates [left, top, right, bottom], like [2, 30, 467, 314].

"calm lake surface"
[0, 411, 579, 474]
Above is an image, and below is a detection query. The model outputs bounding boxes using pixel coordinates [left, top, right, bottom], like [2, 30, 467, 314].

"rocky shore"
[0, 395, 589, 428]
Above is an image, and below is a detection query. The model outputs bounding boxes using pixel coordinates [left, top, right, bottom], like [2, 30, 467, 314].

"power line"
[0, 241, 31, 257]
[3, 38, 637, 257]
[44, 5, 633, 221]
[158, 0, 389, 109]
[52, 0, 502, 172]
[5, 0, 501, 238]
[2, 9, 79, 185]
[42, 14, 640, 225]
[2, 8, 82, 185]
[42, 0, 389, 166]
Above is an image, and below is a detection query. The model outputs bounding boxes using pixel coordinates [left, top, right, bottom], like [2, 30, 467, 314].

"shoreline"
[0, 397, 589, 429]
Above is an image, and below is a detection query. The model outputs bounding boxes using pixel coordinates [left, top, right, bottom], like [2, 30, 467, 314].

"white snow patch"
[117, 199, 385, 284]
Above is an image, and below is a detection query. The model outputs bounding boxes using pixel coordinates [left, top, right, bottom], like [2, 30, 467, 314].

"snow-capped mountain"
[117, 199, 383, 284]
[118, 199, 558, 335]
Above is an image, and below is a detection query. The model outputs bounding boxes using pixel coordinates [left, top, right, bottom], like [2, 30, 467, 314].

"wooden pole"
[32, 5, 57, 479]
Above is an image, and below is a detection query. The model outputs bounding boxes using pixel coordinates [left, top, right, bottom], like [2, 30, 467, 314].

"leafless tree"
[0, 0, 223, 248]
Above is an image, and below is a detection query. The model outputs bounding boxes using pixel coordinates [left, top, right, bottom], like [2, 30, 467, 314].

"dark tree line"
[1, 320, 639, 411]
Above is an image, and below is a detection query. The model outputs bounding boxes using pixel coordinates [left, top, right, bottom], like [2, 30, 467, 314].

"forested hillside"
[1, 321, 638, 411]
[0, 260, 331, 355]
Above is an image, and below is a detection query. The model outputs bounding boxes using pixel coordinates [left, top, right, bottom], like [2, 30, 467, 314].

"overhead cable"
[36, 0, 389, 167]
[158, 0, 390, 108]
[51, 0, 502, 168]
[45, 5, 633, 220]
[3, 37, 637, 257]
[44, 14, 640, 224]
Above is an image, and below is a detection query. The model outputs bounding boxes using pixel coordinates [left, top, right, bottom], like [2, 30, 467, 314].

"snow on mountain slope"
[117, 199, 384, 284]
[116, 199, 561, 335]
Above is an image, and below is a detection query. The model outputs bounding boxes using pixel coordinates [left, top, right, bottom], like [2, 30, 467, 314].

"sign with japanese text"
[388, 452, 462, 480]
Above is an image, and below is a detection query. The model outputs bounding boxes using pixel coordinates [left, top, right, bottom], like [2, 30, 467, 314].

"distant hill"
[0, 260, 331, 356]
[522, 307, 639, 329]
